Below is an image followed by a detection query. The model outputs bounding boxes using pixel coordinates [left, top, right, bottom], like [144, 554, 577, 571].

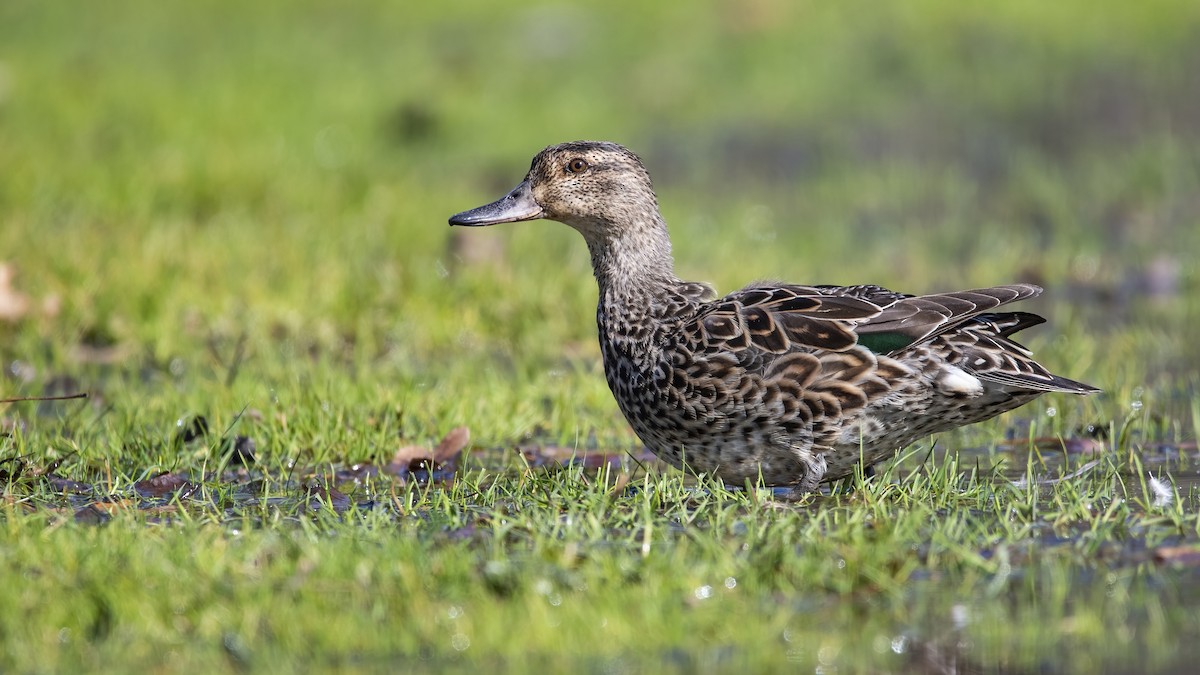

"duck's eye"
[566, 158, 589, 174]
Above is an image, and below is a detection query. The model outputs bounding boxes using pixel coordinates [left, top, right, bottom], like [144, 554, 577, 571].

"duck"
[449, 141, 1099, 495]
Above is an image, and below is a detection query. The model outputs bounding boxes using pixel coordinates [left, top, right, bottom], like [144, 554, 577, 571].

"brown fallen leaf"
[1154, 545, 1200, 567]
[387, 426, 470, 479]
[45, 474, 93, 495]
[73, 499, 135, 524]
[73, 504, 111, 525]
[391, 445, 430, 467]
[88, 499, 135, 512]
[609, 470, 634, 496]
[0, 262, 30, 322]
[434, 426, 470, 462]
[133, 472, 199, 499]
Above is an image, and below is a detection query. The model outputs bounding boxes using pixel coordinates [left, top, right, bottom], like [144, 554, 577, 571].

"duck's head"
[449, 141, 661, 241]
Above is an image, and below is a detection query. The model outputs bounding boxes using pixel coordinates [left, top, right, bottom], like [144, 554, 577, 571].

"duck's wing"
[685, 282, 1097, 394]
[694, 282, 1039, 355]
[802, 283, 1096, 392]
[846, 283, 1043, 354]
[687, 285, 883, 356]
[923, 313, 1099, 392]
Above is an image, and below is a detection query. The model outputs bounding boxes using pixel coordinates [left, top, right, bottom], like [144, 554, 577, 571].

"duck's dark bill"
[448, 180, 543, 226]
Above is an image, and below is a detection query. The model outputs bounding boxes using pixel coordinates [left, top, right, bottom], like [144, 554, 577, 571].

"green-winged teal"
[449, 141, 1098, 495]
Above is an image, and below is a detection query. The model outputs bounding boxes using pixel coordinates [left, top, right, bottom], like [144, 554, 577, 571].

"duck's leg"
[772, 448, 828, 501]
[798, 453, 827, 492]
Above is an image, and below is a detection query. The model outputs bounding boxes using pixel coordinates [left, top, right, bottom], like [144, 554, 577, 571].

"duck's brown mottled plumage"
[450, 141, 1099, 494]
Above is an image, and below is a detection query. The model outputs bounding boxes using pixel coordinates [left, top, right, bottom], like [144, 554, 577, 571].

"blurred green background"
[1, 0, 1197, 449]
[3, 2, 1200, 672]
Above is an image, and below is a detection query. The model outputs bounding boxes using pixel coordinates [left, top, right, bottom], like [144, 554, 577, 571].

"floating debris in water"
[1148, 473, 1174, 507]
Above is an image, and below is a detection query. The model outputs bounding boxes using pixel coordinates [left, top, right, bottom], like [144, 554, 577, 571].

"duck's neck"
[583, 215, 680, 309]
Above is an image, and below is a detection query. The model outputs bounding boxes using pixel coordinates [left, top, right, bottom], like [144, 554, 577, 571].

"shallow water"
[21, 427, 1197, 549]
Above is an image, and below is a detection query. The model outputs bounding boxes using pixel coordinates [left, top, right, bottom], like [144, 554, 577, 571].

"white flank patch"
[937, 365, 983, 397]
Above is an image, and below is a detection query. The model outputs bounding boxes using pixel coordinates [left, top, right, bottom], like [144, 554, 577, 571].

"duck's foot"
[799, 453, 827, 491]
[762, 455, 828, 502]
[768, 486, 817, 502]
[752, 461, 883, 502]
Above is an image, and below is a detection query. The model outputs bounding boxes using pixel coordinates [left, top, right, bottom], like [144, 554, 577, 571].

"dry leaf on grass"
[133, 472, 199, 499]
[0, 262, 30, 322]
[73, 504, 111, 525]
[45, 474, 93, 495]
[74, 500, 136, 524]
[388, 426, 470, 477]
[435, 426, 471, 461]
[1154, 545, 1200, 567]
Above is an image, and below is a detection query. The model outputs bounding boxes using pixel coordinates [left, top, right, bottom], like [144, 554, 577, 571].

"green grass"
[3, 454, 1199, 672]
[2, 0, 1200, 672]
